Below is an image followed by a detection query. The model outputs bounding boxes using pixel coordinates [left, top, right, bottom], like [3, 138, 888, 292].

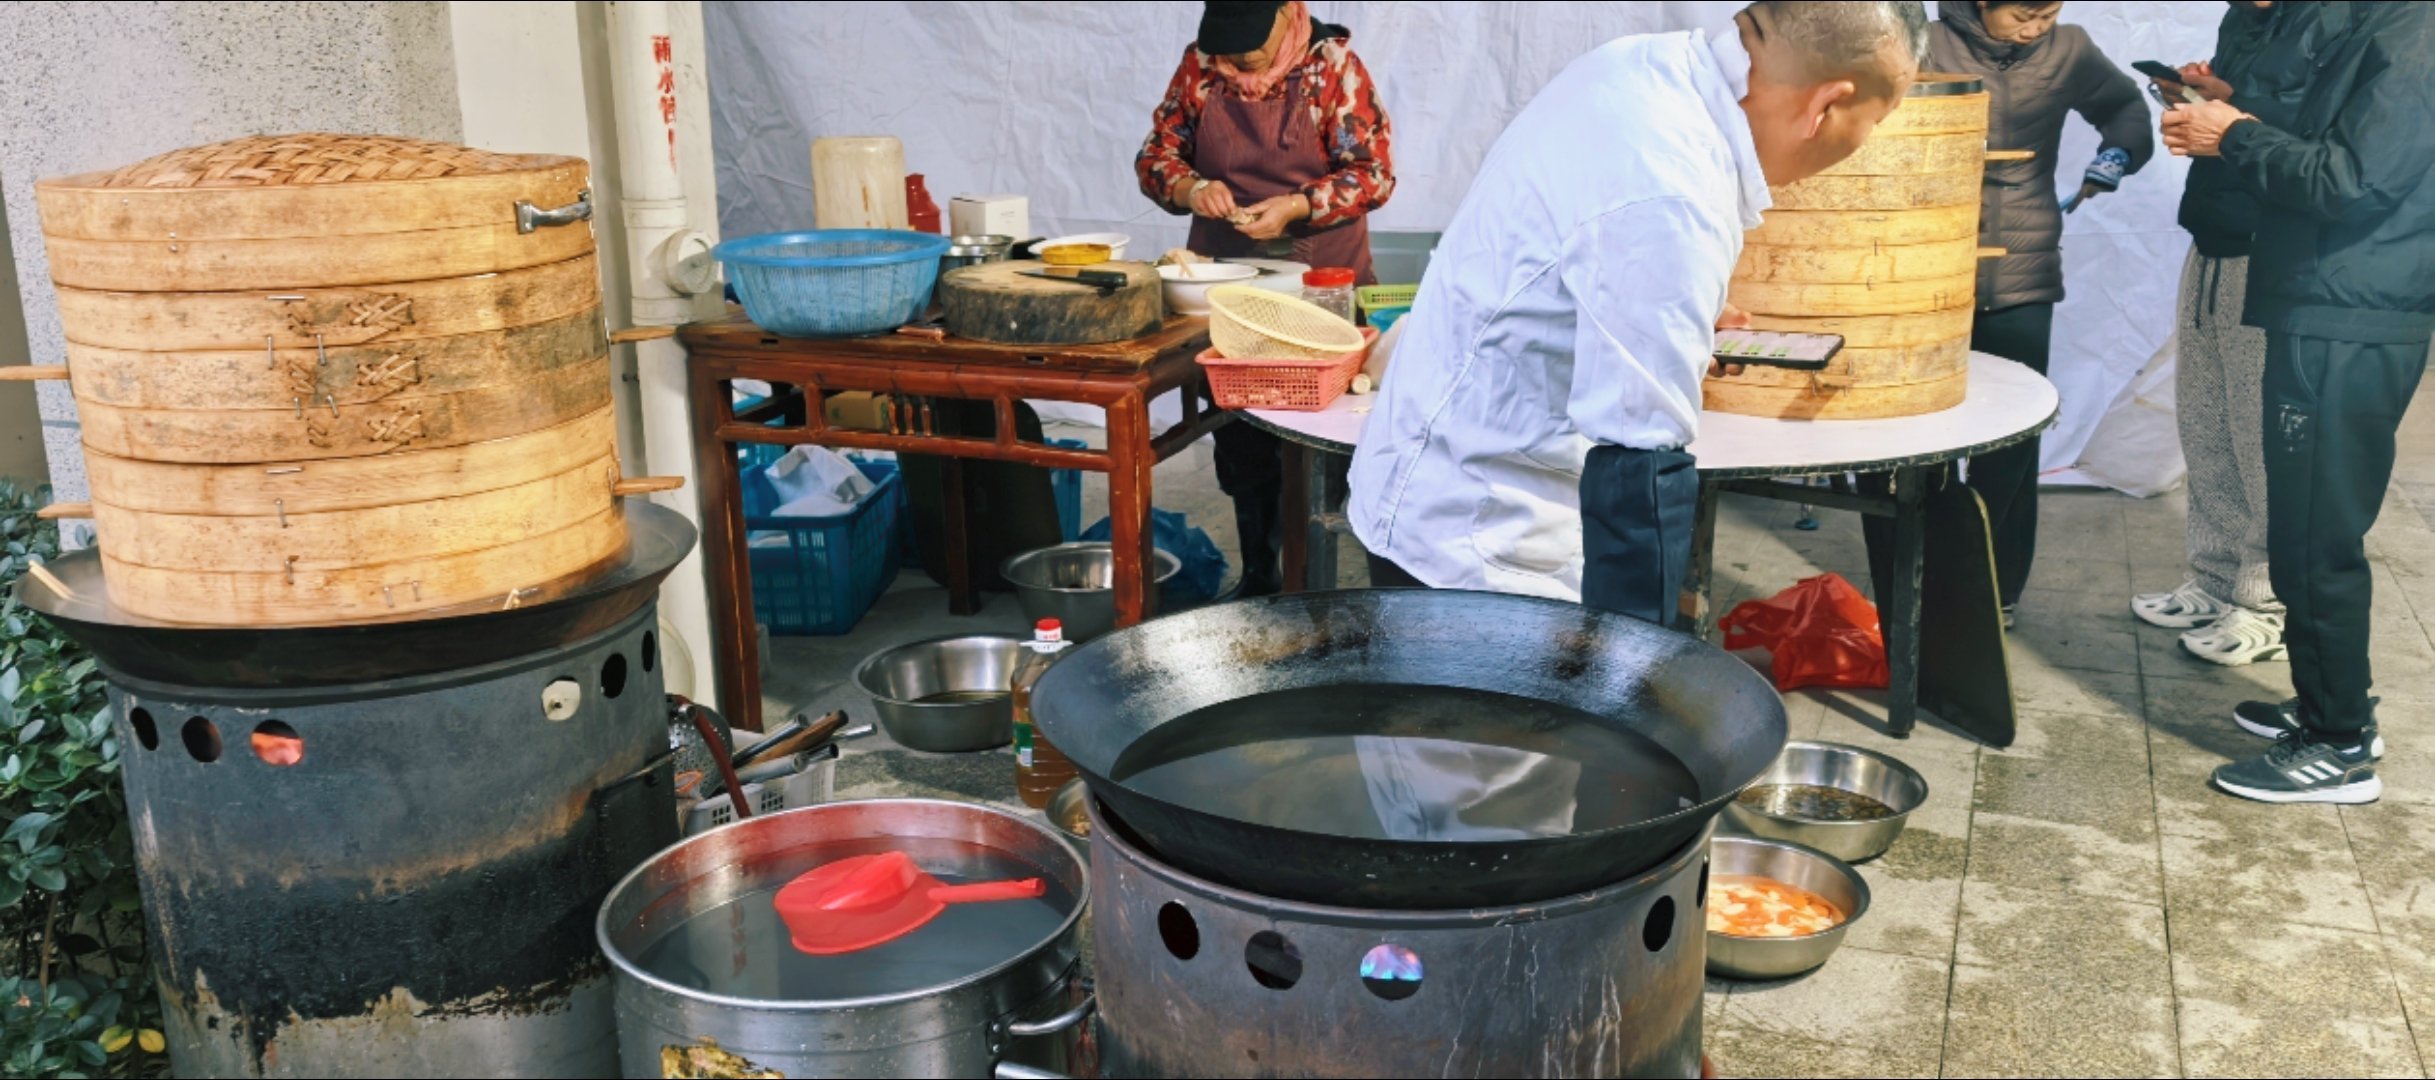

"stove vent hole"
[542, 678, 583, 722]
[602, 653, 629, 699]
[181, 717, 222, 763]
[129, 708, 159, 751]
[1643, 895, 1676, 953]
[1158, 901, 1200, 961]
[1245, 930, 1303, 991]
[642, 631, 658, 673]
[1359, 944, 1424, 1002]
[250, 721, 303, 767]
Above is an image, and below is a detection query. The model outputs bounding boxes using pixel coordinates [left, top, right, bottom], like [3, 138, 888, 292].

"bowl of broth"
[1706, 835, 1871, 980]
[1724, 741, 1927, 862]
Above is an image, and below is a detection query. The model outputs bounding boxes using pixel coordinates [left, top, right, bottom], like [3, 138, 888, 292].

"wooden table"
[1240, 354, 2059, 745]
[679, 313, 1227, 729]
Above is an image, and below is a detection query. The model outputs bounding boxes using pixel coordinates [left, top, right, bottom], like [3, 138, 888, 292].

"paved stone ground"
[763, 395, 2435, 1077]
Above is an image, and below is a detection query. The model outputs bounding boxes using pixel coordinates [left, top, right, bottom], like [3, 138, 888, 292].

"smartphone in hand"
[2133, 60, 2204, 105]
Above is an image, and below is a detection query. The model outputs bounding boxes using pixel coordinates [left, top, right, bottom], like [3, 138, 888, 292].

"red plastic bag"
[1719, 572, 1890, 692]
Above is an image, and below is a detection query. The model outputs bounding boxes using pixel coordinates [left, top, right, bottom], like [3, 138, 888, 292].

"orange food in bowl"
[1040, 243, 1113, 266]
[1707, 874, 1843, 938]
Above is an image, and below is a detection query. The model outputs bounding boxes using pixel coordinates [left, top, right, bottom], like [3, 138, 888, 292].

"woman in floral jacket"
[1135, 0, 1396, 596]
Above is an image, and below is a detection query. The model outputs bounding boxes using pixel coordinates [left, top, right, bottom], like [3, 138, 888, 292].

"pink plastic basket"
[1198, 328, 1379, 412]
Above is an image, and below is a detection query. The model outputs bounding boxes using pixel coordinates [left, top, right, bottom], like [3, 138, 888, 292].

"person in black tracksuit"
[2163, 1, 2435, 804]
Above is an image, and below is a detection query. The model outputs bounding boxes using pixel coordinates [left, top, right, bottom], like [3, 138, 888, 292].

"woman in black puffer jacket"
[1929, 0, 2153, 621]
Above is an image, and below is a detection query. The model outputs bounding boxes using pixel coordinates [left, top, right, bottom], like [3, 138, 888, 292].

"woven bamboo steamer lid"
[36, 133, 595, 290]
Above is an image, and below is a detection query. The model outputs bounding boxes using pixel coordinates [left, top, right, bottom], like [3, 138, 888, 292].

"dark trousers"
[1964, 303, 2054, 605]
[1365, 446, 1697, 628]
[1366, 552, 1424, 588]
[1212, 414, 1287, 597]
[1859, 302, 2052, 606]
[1580, 445, 1701, 626]
[2266, 331, 2429, 742]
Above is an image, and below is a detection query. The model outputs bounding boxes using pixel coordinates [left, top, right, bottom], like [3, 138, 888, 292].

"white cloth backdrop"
[706, 1, 2224, 492]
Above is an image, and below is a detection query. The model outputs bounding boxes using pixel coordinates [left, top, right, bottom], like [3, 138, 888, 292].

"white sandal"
[2180, 607, 2287, 667]
[2132, 579, 2231, 630]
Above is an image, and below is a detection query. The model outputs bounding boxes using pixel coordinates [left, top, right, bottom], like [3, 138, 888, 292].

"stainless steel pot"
[1000, 542, 1185, 642]
[854, 635, 1023, 751]
[942, 233, 1015, 275]
[598, 799, 1092, 1078]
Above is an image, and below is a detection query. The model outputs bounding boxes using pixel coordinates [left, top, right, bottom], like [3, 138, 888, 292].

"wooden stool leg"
[690, 368, 763, 730]
[1108, 395, 1157, 625]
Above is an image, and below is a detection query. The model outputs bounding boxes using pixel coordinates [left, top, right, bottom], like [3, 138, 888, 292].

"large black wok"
[1030, 588, 1788, 908]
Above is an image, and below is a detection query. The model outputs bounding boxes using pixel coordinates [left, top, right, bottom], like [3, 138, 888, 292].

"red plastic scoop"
[772, 851, 1045, 955]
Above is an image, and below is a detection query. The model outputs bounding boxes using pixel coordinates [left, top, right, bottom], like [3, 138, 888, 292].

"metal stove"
[18, 502, 695, 1078]
[1086, 798, 1712, 1079]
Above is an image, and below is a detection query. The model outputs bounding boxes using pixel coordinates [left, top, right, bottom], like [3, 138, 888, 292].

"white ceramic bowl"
[1223, 258, 1313, 294]
[1032, 232, 1131, 261]
[1157, 262, 1261, 315]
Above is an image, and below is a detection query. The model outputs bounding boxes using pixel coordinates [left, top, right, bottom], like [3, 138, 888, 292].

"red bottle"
[905, 174, 943, 234]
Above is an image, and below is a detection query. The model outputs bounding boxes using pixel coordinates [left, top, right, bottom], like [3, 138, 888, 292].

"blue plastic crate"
[1048, 437, 1087, 541]
[740, 457, 903, 636]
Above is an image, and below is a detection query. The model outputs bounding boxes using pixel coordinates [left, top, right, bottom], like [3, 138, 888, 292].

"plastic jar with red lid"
[1302, 267, 1358, 324]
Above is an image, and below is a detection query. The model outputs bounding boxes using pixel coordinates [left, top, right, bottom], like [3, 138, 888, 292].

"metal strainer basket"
[1207, 284, 1367, 360]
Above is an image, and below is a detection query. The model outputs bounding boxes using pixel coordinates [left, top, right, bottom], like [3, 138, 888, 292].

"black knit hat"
[1199, 1, 1288, 56]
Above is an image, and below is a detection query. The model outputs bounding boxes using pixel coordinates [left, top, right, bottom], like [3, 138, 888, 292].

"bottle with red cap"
[1302, 266, 1358, 325]
[1010, 618, 1077, 807]
[905, 173, 943, 234]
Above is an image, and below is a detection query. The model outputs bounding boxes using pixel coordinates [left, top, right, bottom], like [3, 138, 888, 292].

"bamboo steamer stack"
[1704, 75, 1997, 420]
[33, 133, 638, 626]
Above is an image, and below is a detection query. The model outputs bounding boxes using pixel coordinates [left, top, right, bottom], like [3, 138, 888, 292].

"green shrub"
[0, 481, 161, 1078]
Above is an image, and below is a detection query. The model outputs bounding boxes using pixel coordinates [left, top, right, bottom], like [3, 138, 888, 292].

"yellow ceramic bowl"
[1040, 243, 1113, 266]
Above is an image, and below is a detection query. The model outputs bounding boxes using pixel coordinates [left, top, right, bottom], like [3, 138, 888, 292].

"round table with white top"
[1240, 353, 2059, 745]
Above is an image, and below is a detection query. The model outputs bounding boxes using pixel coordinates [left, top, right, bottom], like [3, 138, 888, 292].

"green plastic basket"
[1357, 284, 1419, 313]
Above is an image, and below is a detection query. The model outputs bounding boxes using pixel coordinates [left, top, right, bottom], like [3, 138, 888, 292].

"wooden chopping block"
[938, 261, 1162, 345]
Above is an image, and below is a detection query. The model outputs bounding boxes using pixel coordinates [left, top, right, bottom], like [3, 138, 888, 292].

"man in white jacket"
[1350, 2, 1927, 624]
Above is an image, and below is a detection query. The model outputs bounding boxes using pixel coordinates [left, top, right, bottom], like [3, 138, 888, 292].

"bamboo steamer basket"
[1706, 75, 1998, 421]
[30, 133, 666, 626]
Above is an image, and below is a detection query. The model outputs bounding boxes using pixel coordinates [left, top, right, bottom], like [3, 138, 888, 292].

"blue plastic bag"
[1081, 509, 1228, 605]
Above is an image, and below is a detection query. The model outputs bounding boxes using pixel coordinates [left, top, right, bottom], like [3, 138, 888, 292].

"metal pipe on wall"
[606, 0, 724, 712]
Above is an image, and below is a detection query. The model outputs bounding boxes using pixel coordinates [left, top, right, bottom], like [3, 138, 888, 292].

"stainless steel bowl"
[999, 542, 1185, 642]
[1706, 835, 1872, 980]
[1047, 778, 1090, 855]
[1724, 740, 1928, 862]
[852, 634, 1024, 752]
[941, 233, 1015, 274]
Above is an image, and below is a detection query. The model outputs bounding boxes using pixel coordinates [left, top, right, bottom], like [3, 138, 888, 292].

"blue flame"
[1360, 944, 1423, 982]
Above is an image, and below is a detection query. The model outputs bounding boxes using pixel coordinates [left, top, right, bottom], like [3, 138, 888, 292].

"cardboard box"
[949, 194, 1029, 240]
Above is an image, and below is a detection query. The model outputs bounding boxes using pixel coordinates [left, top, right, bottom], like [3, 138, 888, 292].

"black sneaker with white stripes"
[2232, 697, 2384, 758]
[2212, 733, 2381, 805]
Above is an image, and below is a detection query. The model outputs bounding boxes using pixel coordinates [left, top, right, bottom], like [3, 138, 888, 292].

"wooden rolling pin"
[1986, 149, 2036, 162]
[35, 502, 91, 520]
[0, 366, 67, 381]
